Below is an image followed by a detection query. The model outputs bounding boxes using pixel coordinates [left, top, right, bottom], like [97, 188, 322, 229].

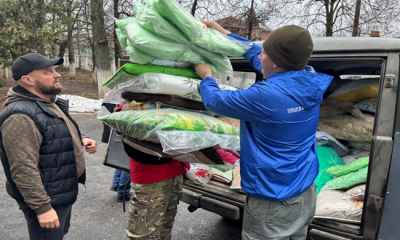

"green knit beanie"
[263, 25, 313, 71]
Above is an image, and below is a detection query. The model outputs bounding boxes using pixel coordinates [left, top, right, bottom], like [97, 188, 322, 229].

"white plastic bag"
[185, 163, 213, 186]
[316, 131, 349, 157]
[342, 149, 370, 164]
[343, 184, 366, 201]
[318, 115, 374, 142]
[315, 189, 363, 223]
[354, 98, 377, 114]
[102, 73, 237, 104]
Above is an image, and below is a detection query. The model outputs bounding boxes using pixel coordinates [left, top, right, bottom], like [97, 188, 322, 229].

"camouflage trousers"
[126, 175, 183, 240]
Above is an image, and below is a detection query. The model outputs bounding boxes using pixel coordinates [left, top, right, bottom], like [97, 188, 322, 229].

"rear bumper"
[181, 189, 241, 220]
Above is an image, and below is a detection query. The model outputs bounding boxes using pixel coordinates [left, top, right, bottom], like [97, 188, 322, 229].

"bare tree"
[113, 0, 121, 68]
[190, 0, 198, 16]
[268, 0, 400, 37]
[352, 0, 362, 36]
[91, 0, 112, 98]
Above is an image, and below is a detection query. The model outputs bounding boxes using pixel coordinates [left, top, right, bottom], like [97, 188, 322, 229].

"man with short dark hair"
[0, 53, 97, 239]
[195, 22, 334, 239]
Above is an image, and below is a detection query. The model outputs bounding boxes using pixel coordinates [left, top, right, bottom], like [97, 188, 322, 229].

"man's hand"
[202, 20, 230, 35]
[82, 138, 97, 154]
[195, 64, 213, 79]
[37, 208, 60, 229]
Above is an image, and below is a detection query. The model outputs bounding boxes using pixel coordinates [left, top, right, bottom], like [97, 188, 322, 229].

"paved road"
[0, 113, 242, 240]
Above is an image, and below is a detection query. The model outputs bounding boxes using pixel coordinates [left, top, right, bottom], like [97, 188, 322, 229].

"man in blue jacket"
[195, 22, 333, 239]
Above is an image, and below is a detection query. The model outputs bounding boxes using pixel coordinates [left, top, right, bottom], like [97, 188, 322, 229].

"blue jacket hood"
[270, 66, 333, 110]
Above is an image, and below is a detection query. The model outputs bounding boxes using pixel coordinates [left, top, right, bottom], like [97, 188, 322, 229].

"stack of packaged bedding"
[98, 0, 245, 175]
[314, 78, 379, 223]
[111, 0, 251, 79]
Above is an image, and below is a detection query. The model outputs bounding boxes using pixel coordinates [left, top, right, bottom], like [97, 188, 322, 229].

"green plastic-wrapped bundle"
[99, 108, 239, 137]
[150, 0, 248, 57]
[134, 4, 233, 74]
[98, 108, 240, 154]
[115, 18, 134, 29]
[326, 167, 368, 190]
[103, 63, 200, 88]
[326, 157, 369, 177]
[134, 3, 189, 44]
[125, 46, 156, 65]
[315, 146, 344, 194]
[113, 0, 250, 78]
[116, 29, 128, 50]
[125, 20, 206, 64]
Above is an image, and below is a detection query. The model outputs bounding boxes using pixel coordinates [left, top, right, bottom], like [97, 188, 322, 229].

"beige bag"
[315, 189, 363, 223]
[318, 115, 374, 141]
[344, 184, 366, 201]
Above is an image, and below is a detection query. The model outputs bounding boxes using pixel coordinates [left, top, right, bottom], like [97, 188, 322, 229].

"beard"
[34, 79, 63, 95]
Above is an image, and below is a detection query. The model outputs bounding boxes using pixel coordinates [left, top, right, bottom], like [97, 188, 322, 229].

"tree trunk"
[34, 0, 46, 53]
[326, 12, 334, 36]
[67, 1, 76, 79]
[352, 0, 362, 37]
[78, 40, 82, 69]
[91, 44, 96, 82]
[58, 40, 68, 69]
[68, 37, 76, 79]
[91, 0, 112, 98]
[247, 0, 255, 40]
[58, 41, 68, 58]
[113, 0, 120, 69]
[191, 0, 198, 16]
[4, 67, 9, 79]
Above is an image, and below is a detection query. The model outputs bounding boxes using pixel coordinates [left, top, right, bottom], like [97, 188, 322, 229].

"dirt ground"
[0, 67, 99, 110]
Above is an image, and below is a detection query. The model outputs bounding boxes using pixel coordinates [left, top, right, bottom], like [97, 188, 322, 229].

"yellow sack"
[328, 79, 379, 103]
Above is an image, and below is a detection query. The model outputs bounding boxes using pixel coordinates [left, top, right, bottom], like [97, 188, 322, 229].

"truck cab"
[181, 37, 400, 240]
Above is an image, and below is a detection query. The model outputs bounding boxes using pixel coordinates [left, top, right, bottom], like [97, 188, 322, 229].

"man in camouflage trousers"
[122, 139, 189, 239]
[127, 176, 183, 239]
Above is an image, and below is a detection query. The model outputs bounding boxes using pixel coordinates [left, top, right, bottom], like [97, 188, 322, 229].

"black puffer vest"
[0, 86, 85, 207]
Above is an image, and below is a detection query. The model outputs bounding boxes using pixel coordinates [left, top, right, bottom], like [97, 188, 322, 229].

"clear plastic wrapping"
[103, 72, 237, 104]
[316, 131, 349, 157]
[150, 0, 252, 56]
[185, 163, 213, 186]
[114, 0, 251, 77]
[326, 157, 369, 177]
[325, 166, 368, 190]
[354, 98, 377, 114]
[134, 4, 234, 76]
[318, 115, 374, 141]
[343, 184, 366, 201]
[315, 146, 344, 195]
[98, 108, 240, 155]
[328, 79, 379, 103]
[125, 20, 206, 64]
[315, 189, 363, 223]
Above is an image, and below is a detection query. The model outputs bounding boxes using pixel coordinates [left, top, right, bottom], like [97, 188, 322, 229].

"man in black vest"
[0, 53, 97, 240]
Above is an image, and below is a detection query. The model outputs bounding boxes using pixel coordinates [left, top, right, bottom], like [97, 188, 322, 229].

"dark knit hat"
[263, 25, 313, 71]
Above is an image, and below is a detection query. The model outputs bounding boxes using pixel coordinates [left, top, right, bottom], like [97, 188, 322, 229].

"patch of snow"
[59, 95, 103, 113]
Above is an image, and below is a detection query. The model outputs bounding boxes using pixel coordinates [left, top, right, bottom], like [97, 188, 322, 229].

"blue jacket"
[200, 34, 333, 201]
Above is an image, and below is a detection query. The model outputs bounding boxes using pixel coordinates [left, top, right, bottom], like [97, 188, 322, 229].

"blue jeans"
[112, 169, 132, 197]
